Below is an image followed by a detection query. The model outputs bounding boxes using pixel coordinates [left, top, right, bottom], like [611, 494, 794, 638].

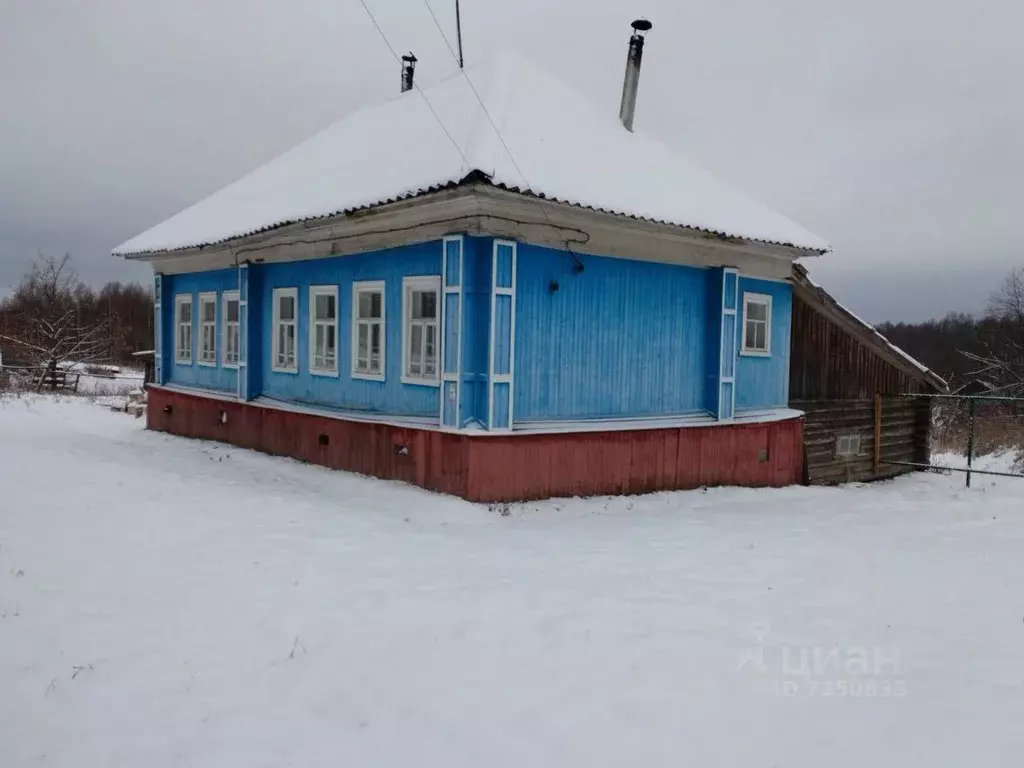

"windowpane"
[424, 325, 436, 375]
[181, 303, 192, 323]
[370, 292, 382, 318]
[370, 323, 381, 356]
[314, 325, 325, 358]
[358, 290, 381, 319]
[357, 324, 369, 366]
[315, 293, 335, 321]
[755, 323, 767, 350]
[226, 299, 239, 323]
[747, 302, 767, 322]
[225, 324, 238, 363]
[409, 325, 423, 374]
[366, 323, 381, 373]
[412, 290, 437, 320]
[279, 296, 295, 321]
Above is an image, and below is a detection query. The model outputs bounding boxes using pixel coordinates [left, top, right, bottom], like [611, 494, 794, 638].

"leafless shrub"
[932, 397, 1024, 469]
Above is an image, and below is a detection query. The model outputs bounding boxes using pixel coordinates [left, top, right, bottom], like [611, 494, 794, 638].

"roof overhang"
[123, 181, 822, 280]
[791, 264, 948, 393]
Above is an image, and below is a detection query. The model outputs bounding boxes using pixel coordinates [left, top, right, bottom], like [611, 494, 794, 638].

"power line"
[420, 0, 586, 262]
[356, 0, 470, 169]
[421, 0, 530, 191]
[359, 0, 587, 260]
[422, 0, 459, 63]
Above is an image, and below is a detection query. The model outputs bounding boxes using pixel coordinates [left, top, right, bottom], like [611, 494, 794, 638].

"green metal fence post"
[966, 397, 976, 488]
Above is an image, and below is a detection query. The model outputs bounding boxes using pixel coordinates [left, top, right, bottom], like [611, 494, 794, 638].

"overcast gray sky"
[1, 0, 1020, 322]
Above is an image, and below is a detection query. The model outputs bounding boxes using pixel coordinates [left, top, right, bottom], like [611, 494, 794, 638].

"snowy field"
[1, 397, 1022, 767]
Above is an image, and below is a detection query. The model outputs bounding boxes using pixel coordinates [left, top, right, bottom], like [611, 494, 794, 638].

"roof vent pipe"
[401, 53, 418, 93]
[618, 19, 652, 132]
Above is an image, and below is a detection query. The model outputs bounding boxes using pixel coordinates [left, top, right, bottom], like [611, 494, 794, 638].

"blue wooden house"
[115, 24, 830, 501]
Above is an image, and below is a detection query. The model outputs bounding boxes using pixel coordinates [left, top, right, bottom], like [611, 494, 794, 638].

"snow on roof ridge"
[113, 52, 829, 256]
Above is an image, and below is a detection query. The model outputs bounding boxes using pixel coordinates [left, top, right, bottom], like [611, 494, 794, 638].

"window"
[741, 292, 772, 355]
[836, 434, 862, 458]
[352, 281, 385, 380]
[222, 291, 240, 367]
[272, 287, 298, 373]
[309, 285, 338, 375]
[402, 276, 440, 385]
[198, 292, 217, 365]
[174, 294, 192, 363]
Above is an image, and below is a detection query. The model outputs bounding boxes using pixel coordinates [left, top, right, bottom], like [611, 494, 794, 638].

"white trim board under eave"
[123, 186, 815, 280]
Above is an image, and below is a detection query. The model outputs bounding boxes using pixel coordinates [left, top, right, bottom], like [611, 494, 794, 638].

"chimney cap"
[402, 52, 418, 63]
[631, 18, 653, 33]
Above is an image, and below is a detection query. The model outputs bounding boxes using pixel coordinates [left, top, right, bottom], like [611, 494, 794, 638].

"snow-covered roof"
[113, 53, 830, 256]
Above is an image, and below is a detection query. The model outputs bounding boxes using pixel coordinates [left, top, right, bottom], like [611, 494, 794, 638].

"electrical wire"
[420, 0, 586, 266]
[421, 0, 527, 190]
[357, 0, 470, 170]
[359, 0, 586, 265]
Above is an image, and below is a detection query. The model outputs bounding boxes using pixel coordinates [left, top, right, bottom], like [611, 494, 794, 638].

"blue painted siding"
[460, 236, 491, 427]
[734, 277, 792, 410]
[495, 243, 514, 289]
[258, 243, 442, 417]
[724, 271, 738, 310]
[154, 274, 166, 385]
[164, 269, 238, 393]
[720, 381, 735, 419]
[244, 263, 263, 400]
[492, 382, 511, 429]
[704, 268, 724, 413]
[444, 239, 460, 287]
[443, 294, 460, 374]
[513, 244, 710, 421]
[156, 236, 793, 427]
[493, 294, 513, 376]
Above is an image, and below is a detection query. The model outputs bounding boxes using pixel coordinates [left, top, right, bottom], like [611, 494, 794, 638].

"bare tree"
[0, 254, 112, 390]
[961, 267, 1024, 395]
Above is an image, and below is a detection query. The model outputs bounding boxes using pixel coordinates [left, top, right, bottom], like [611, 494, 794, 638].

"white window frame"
[308, 285, 339, 377]
[351, 280, 386, 381]
[401, 275, 441, 387]
[740, 292, 772, 356]
[197, 292, 218, 366]
[836, 433, 862, 458]
[272, 287, 299, 374]
[174, 294, 193, 364]
[222, 290, 240, 369]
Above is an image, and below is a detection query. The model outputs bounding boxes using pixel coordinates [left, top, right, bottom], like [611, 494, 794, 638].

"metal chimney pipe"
[401, 53, 418, 93]
[618, 19, 653, 132]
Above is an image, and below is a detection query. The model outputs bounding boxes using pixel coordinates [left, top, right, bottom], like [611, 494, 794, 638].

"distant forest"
[0, 255, 153, 369]
[877, 267, 1024, 394]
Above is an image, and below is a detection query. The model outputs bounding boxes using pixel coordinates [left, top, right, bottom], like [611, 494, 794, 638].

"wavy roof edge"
[114, 175, 830, 258]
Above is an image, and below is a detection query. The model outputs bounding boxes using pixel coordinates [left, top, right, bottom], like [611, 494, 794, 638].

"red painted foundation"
[147, 386, 804, 502]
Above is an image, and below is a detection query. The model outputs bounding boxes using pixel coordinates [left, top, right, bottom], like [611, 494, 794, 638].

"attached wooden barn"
[789, 264, 948, 484]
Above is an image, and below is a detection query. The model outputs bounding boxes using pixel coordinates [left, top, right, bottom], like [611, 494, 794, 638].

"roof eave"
[114, 177, 829, 260]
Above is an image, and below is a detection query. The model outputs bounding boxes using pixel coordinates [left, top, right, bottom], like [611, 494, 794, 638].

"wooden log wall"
[789, 294, 924, 402]
[793, 397, 931, 485]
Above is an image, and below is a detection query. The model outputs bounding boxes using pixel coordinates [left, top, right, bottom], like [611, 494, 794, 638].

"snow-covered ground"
[1, 397, 1022, 767]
